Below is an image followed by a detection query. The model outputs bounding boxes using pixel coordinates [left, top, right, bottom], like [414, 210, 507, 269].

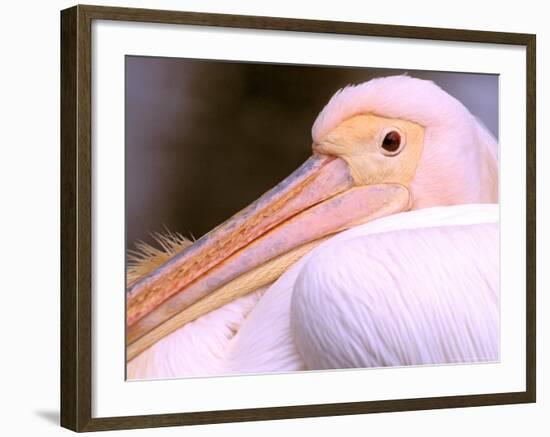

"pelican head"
[126, 75, 498, 354]
[312, 75, 497, 208]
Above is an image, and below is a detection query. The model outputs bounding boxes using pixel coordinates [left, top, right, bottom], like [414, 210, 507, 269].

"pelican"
[126, 75, 499, 380]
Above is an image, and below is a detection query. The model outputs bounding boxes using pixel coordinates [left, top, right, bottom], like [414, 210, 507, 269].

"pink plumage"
[128, 76, 499, 380]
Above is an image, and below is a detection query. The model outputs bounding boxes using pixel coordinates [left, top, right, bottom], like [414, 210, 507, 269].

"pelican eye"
[380, 129, 405, 156]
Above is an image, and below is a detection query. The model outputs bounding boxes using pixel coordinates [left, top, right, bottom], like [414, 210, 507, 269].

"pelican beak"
[127, 154, 410, 356]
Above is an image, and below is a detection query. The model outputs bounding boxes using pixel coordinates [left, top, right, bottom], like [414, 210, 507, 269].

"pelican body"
[126, 76, 499, 379]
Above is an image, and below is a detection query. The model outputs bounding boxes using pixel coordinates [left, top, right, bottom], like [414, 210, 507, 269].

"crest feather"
[127, 230, 193, 286]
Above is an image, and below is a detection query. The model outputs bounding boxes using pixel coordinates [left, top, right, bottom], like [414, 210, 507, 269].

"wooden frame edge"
[525, 33, 536, 404]
[61, 5, 94, 431]
[60, 5, 79, 431]
[60, 4, 537, 432]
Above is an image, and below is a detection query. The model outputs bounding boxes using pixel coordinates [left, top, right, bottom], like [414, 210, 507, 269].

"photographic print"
[125, 57, 499, 380]
[60, 5, 535, 431]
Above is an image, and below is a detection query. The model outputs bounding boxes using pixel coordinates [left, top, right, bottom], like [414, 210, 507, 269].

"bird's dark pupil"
[382, 131, 401, 152]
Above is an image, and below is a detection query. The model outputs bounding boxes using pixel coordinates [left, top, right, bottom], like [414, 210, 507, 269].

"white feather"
[291, 223, 499, 369]
[127, 289, 266, 379]
[128, 204, 499, 380]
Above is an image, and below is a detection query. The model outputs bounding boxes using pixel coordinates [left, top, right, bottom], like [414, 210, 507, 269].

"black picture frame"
[60, 4, 536, 432]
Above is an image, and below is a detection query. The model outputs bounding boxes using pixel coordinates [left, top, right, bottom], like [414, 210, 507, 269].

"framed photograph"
[60, 4, 536, 432]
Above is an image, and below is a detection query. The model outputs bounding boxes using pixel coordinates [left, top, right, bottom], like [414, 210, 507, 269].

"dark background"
[126, 56, 498, 250]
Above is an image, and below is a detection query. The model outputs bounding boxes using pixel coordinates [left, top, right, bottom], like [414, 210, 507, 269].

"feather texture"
[128, 204, 499, 380]
[291, 222, 499, 369]
[126, 231, 193, 286]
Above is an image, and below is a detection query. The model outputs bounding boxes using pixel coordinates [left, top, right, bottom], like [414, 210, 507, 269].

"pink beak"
[127, 154, 410, 346]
